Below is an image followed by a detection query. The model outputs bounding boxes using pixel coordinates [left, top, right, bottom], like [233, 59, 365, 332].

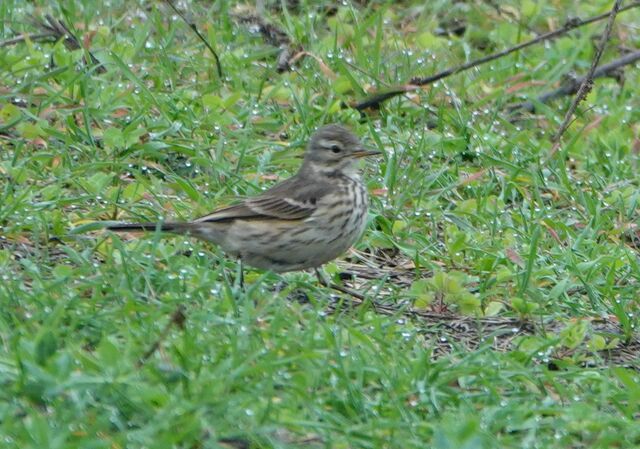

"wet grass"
[1, 1, 639, 448]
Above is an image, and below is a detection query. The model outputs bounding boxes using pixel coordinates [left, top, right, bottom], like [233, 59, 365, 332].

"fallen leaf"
[83, 30, 97, 49]
[51, 155, 62, 168]
[459, 169, 486, 185]
[505, 247, 524, 267]
[31, 138, 47, 149]
[112, 108, 131, 118]
[505, 73, 526, 85]
[40, 107, 57, 121]
[582, 115, 604, 135]
[397, 259, 416, 269]
[506, 80, 547, 94]
[543, 222, 562, 244]
[289, 51, 336, 80]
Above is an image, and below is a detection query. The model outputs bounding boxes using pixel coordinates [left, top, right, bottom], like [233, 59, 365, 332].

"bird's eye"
[330, 144, 341, 153]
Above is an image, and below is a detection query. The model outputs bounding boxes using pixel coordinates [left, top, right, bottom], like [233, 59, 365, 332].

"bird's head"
[302, 124, 380, 176]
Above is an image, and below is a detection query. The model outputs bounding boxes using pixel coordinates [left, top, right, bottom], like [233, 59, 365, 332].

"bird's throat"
[303, 160, 361, 179]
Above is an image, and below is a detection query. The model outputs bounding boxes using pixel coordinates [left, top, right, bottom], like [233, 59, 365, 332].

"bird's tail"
[105, 222, 187, 233]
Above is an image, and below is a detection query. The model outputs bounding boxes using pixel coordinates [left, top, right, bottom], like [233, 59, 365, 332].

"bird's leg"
[234, 257, 244, 291]
[314, 267, 329, 287]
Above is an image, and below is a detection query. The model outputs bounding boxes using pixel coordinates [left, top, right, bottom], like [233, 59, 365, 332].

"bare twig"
[351, 1, 640, 111]
[328, 282, 366, 302]
[0, 32, 57, 47]
[41, 14, 83, 50]
[164, 0, 224, 79]
[2, 15, 107, 73]
[39, 14, 106, 73]
[137, 305, 187, 366]
[508, 49, 640, 115]
[551, 0, 623, 153]
[314, 268, 366, 301]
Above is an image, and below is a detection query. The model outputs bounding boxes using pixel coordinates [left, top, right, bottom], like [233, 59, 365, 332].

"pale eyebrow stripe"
[318, 139, 342, 148]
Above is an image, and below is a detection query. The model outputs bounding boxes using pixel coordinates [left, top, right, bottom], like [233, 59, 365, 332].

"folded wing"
[195, 176, 332, 222]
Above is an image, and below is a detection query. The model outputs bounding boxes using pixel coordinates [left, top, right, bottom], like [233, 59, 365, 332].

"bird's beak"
[351, 148, 382, 159]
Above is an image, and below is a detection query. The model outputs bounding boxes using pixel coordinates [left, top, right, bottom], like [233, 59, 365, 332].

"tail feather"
[105, 222, 183, 232]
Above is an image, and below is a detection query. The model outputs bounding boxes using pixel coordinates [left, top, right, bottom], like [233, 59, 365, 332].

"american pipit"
[106, 124, 380, 273]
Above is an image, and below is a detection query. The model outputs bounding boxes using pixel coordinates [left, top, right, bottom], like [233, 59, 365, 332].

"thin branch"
[508, 49, 640, 115]
[164, 0, 224, 79]
[2, 15, 106, 73]
[39, 14, 106, 73]
[137, 305, 187, 367]
[551, 0, 623, 152]
[0, 32, 57, 47]
[351, 1, 640, 111]
[315, 268, 365, 301]
[41, 14, 82, 50]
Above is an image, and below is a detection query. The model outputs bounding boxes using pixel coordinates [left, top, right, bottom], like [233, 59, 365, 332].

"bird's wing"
[194, 176, 332, 222]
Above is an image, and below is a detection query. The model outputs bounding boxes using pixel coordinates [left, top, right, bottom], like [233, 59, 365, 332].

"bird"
[105, 124, 380, 274]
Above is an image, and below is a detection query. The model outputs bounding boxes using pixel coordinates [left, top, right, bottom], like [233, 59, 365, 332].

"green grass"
[1, 0, 640, 448]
